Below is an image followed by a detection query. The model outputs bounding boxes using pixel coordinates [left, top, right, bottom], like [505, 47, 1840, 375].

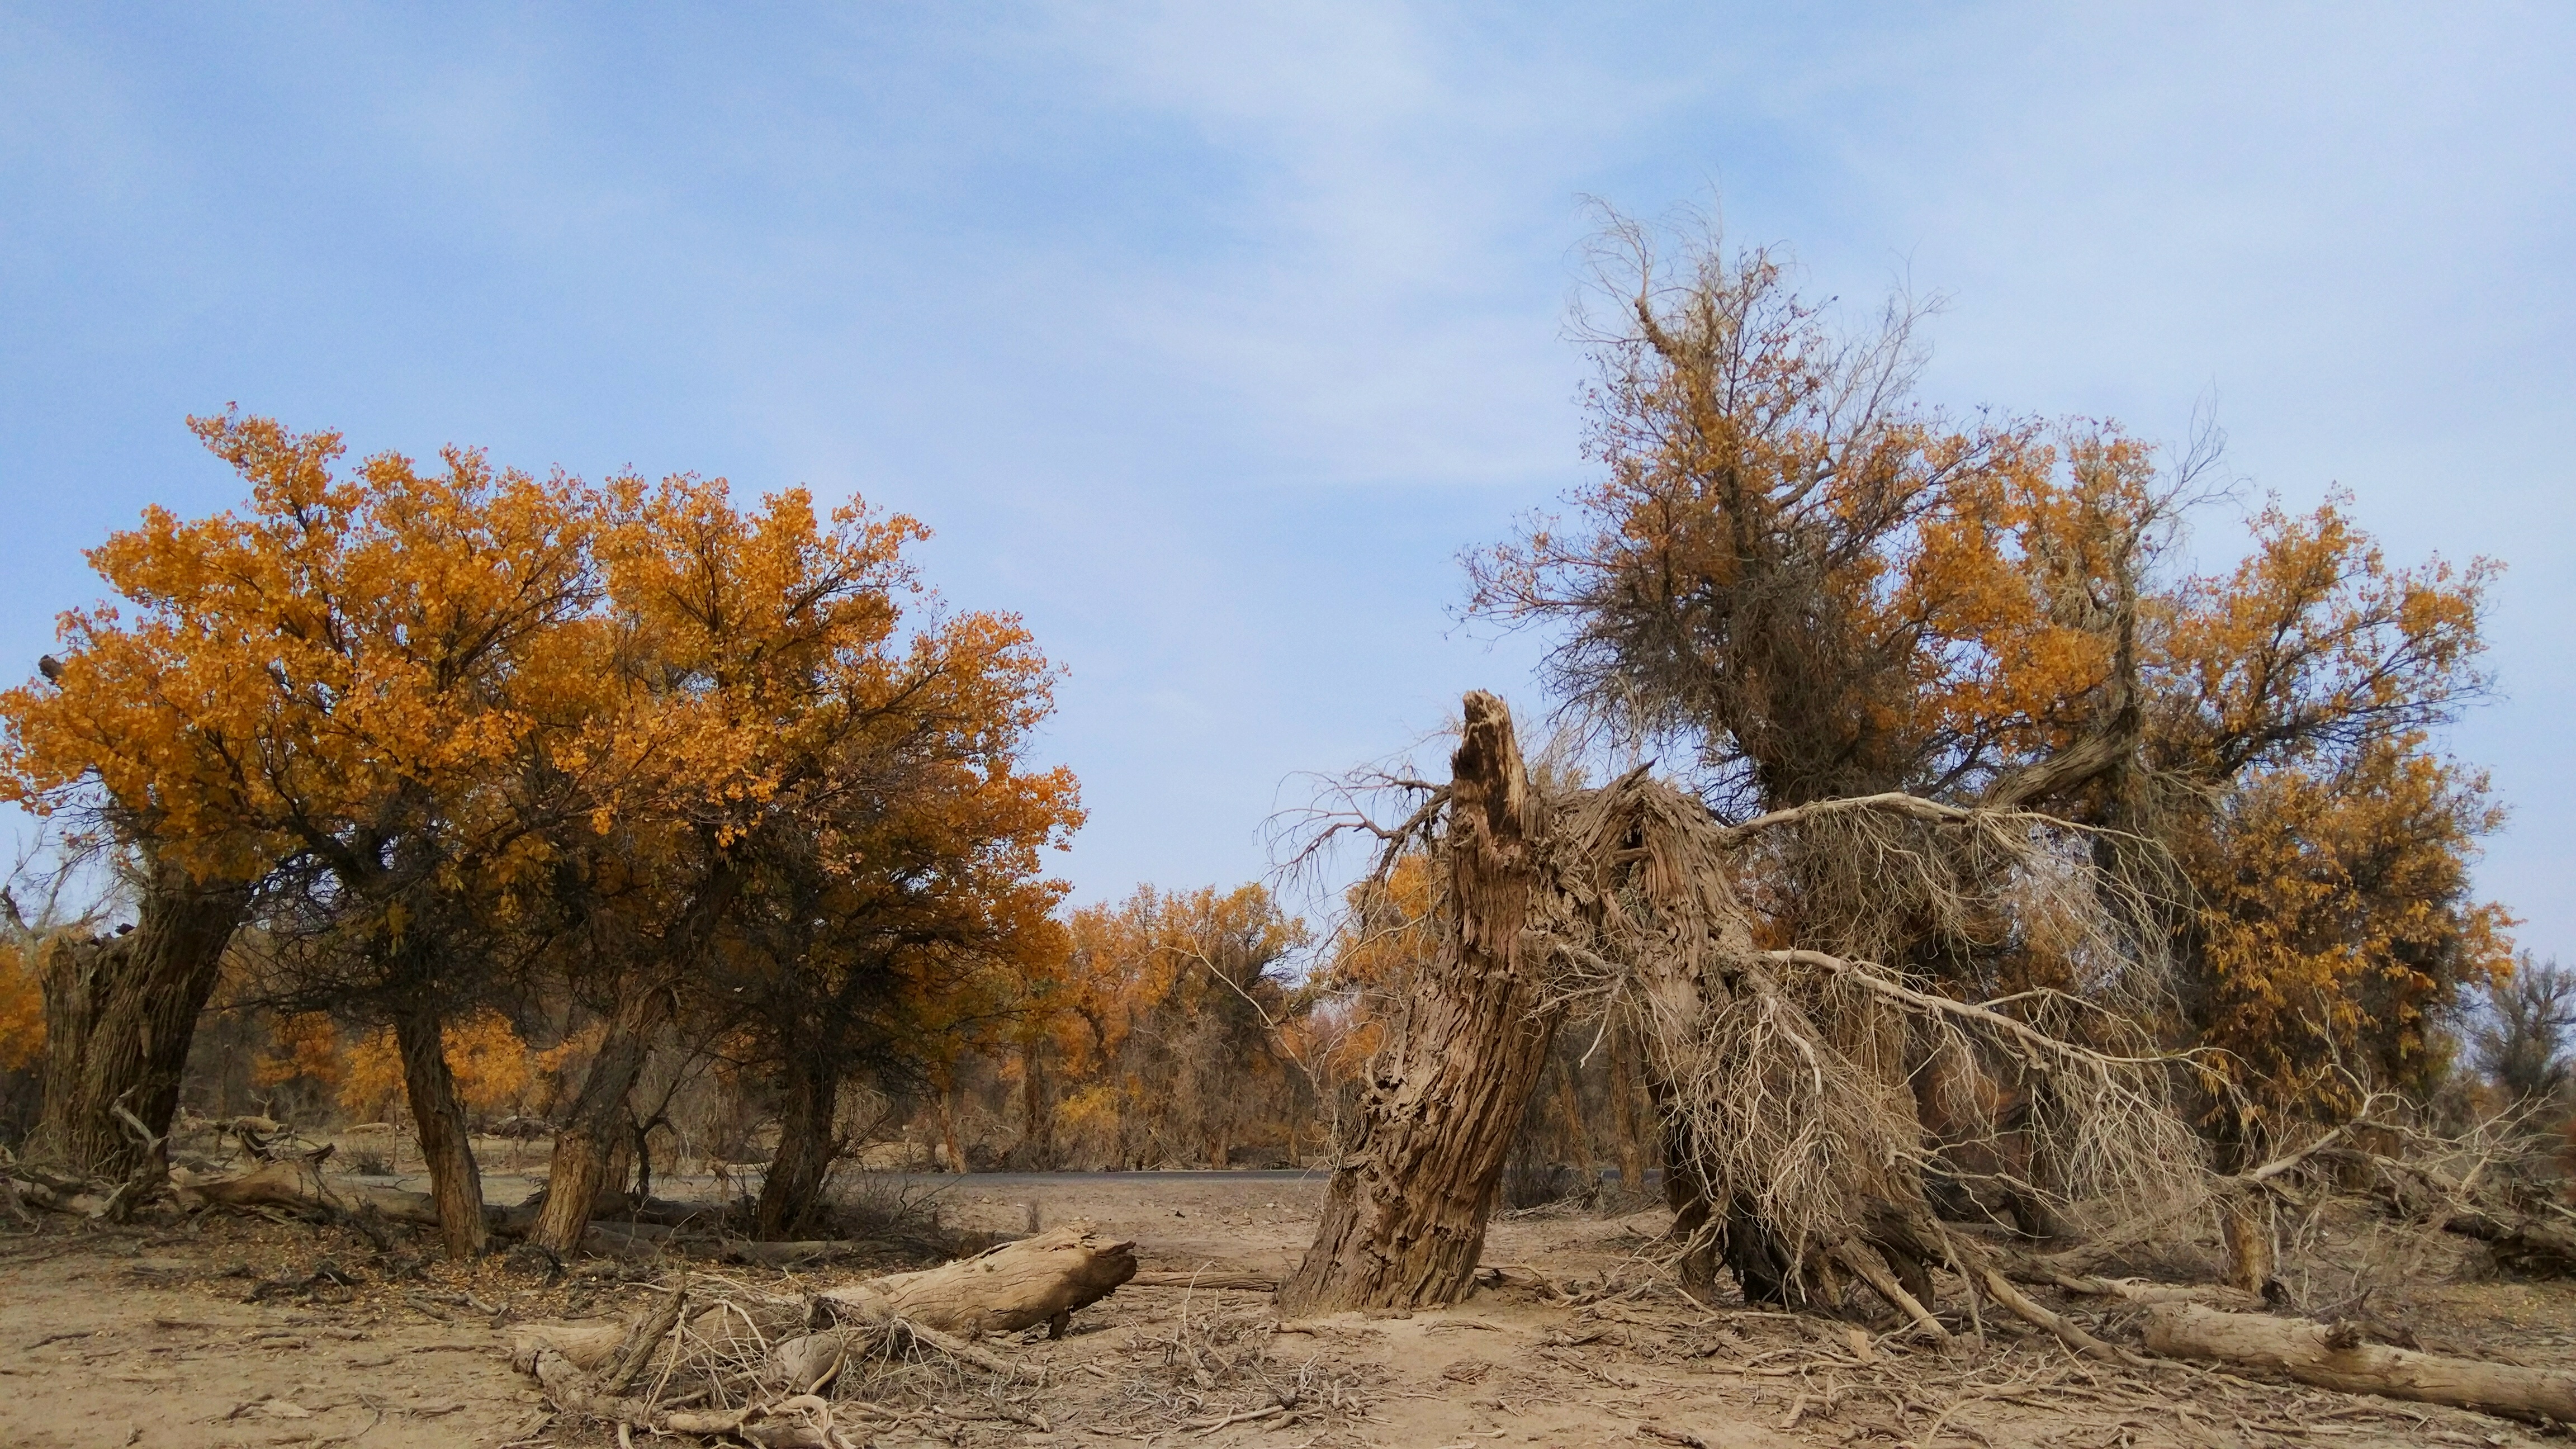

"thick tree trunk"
[34, 867, 244, 1179]
[394, 997, 489, 1258]
[756, 1058, 837, 1239]
[2144, 1304, 2576, 1422]
[530, 989, 663, 1253]
[1278, 690, 1560, 1315]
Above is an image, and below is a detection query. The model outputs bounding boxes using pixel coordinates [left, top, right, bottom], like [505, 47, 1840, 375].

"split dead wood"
[1968, 1262, 2147, 1368]
[2143, 1303, 2576, 1423]
[1830, 1240, 1953, 1347]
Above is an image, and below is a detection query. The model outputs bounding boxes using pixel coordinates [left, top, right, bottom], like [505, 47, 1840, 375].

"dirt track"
[4, 1169, 2570, 1448]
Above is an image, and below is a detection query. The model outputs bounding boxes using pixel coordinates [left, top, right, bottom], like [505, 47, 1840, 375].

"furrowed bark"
[1278, 690, 1560, 1315]
[394, 995, 489, 1258]
[2220, 1192, 2277, 1294]
[33, 865, 245, 1180]
[1607, 1019, 1647, 1192]
[531, 988, 664, 1253]
[756, 1056, 838, 1240]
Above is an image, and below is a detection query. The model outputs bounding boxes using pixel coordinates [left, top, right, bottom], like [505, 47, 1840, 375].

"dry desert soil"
[4, 1159, 2572, 1449]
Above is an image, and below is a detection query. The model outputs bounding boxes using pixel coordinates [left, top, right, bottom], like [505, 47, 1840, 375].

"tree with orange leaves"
[10, 413, 593, 1248]
[1465, 211, 2507, 1278]
[5, 413, 1085, 1253]
[1021, 883, 1311, 1171]
[518, 474, 959, 1250]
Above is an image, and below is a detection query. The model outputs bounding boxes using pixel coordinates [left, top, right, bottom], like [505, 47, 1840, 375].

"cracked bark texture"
[1277, 690, 1561, 1315]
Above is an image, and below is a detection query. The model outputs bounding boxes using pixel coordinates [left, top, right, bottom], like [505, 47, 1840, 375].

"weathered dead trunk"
[33, 866, 244, 1179]
[755, 1058, 836, 1239]
[1278, 690, 1561, 1315]
[394, 996, 489, 1258]
[2144, 1303, 2576, 1422]
[176, 1155, 441, 1225]
[818, 1222, 1138, 1336]
[1607, 1019, 1647, 1191]
[531, 989, 662, 1253]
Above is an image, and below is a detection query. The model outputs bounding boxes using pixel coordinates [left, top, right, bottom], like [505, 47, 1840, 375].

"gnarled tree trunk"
[394, 995, 489, 1258]
[1278, 690, 1561, 1315]
[34, 865, 245, 1180]
[531, 988, 662, 1253]
[755, 1056, 837, 1239]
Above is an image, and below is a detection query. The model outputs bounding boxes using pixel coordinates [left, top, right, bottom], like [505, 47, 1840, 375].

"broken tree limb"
[817, 1223, 1136, 1336]
[2014, 1268, 2262, 1309]
[1971, 1263, 2148, 1368]
[1831, 1240, 1952, 1347]
[2321, 1147, 2576, 1276]
[2144, 1303, 2576, 1423]
[602, 1276, 686, 1394]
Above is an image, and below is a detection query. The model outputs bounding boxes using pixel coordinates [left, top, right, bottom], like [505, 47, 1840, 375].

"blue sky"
[3, 4, 2569, 954]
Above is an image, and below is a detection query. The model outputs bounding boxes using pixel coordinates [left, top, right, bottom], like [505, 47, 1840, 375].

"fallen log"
[176, 1158, 441, 1227]
[818, 1222, 1135, 1337]
[2144, 1303, 2576, 1423]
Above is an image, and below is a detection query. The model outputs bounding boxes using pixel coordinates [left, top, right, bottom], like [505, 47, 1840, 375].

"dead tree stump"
[1277, 690, 1563, 1315]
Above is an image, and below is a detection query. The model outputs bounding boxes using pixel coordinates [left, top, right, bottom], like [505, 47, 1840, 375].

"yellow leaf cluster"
[0, 940, 42, 1073]
[252, 1011, 342, 1088]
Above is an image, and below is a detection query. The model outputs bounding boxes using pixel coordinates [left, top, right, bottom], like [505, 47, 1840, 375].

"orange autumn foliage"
[1472, 214, 2509, 1138]
[1021, 884, 1311, 1167]
[337, 1010, 535, 1121]
[253, 1011, 343, 1089]
[0, 940, 42, 1073]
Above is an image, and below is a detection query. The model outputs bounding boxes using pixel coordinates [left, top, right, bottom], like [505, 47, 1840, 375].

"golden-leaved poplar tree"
[1468, 212, 2506, 1200]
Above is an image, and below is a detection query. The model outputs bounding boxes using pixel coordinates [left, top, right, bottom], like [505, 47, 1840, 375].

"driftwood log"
[817, 1223, 1137, 1337]
[2144, 1304, 2576, 1423]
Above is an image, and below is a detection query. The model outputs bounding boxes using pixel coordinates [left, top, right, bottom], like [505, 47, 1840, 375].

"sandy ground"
[4, 1164, 2571, 1448]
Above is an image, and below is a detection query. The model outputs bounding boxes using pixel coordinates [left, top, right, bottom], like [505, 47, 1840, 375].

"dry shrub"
[1534, 774, 2205, 1270]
